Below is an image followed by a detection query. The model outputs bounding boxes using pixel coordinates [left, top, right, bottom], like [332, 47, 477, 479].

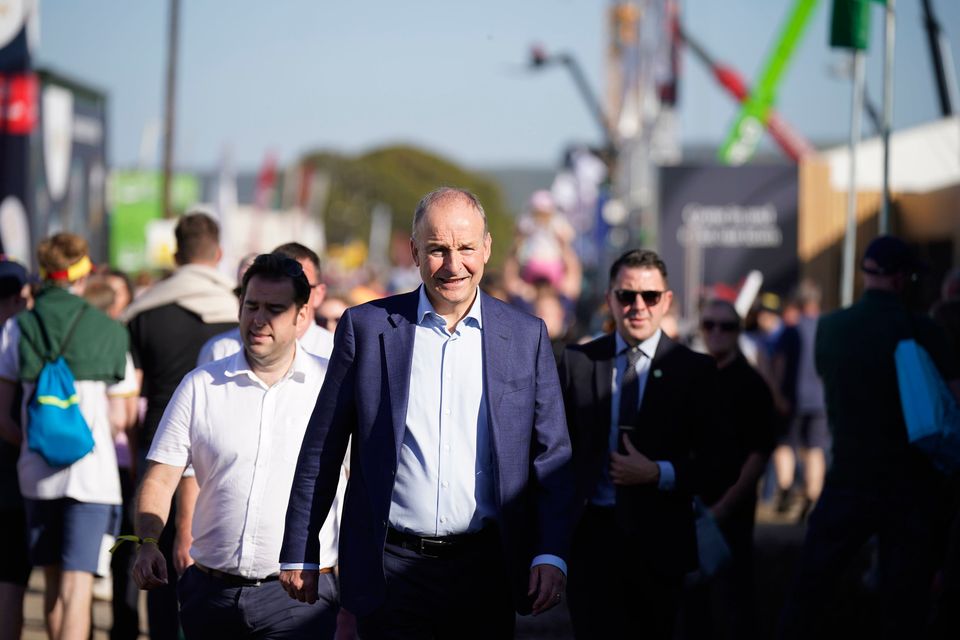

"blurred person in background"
[932, 268, 960, 362]
[198, 243, 333, 365]
[770, 280, 827, 519]
[316, 295, 348, 334]
[741, 292, 783, 376]
[503, 191, 583, 309]
[778, 237, 960, 639]
[121, 211, 238, 640]
[930, 267, 960, 637]
[0, 258, 31, 640]
[679, 299, 777, 640]
[533, 285, 573, 363]
[0, 234, 131, 640]
[83, 275, 142, 640]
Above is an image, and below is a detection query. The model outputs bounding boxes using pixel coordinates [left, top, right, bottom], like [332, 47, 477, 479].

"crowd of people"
[0, 186, 957, 640]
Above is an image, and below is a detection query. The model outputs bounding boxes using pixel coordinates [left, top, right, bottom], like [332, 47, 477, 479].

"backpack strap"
[31, 305, 87, 363]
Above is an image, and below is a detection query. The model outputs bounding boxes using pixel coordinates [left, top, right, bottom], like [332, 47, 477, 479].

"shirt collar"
[416, 285, 483, 329]
[615, 327, 661, 361]
[224, 341, 309, 385]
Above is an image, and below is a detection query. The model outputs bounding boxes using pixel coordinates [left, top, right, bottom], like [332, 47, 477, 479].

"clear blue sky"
[36, 0, 960, 171]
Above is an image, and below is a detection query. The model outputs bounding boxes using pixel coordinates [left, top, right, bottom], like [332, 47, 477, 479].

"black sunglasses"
[613, 289, 664, 307]
[701, 319, 740, 333]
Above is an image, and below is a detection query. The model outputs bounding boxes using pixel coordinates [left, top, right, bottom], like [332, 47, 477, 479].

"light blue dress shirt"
[389, 287, 494, 536]
[590, 328, 676, 507]
[388, 287, 565, 574]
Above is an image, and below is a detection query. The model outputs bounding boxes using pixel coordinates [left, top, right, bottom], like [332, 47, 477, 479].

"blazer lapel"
[480, 292, 511, 427]
[637, 332, 676, 419]
[593, 334, 616, 448]
[381, 291, 419, 462]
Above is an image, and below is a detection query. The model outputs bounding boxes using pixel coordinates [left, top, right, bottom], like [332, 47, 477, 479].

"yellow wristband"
[109, 535, 160, 554]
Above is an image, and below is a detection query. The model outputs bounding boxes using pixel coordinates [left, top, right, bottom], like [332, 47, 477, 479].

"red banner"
[0, 72, 38, 134]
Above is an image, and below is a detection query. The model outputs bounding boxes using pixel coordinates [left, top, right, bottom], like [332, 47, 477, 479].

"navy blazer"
[281, 288, 575, 616]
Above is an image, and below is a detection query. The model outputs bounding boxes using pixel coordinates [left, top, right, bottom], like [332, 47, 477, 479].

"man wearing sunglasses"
[131, 254, 338, 639]
[559, 249, 730, 639]
[680, 299, 776, 638]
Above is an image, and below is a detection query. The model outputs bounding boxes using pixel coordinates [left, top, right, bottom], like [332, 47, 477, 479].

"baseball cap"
[0, 256, 28, 286]
[860, 235, 923, 276]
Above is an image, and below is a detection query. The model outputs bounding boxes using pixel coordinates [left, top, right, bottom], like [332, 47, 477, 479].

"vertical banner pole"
[842, 50, 866, 307]
[879, 0, 896, 234]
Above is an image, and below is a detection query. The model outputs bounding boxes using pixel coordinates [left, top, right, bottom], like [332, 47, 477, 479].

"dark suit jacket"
[559, 331, 728, 577]
[280, 288, 575, 616]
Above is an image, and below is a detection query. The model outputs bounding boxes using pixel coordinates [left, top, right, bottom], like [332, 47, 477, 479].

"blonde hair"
[37, 233, 89, 277]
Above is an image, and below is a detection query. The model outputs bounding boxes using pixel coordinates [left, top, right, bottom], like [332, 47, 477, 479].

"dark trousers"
[111, 469, 140, 640]
[137, 451, 180, 640]
[177, 565, 338, 640]
[357, 532, 515, 639]
[778, 483, 939, 640]
[678, 513, 757, 640]
[567, 506, 682, 640]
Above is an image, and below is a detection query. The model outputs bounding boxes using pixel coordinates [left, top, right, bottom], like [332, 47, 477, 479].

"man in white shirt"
[186, 243, 342, 585]
[197, 242, 333, 365]
[131, 254, 338, 639]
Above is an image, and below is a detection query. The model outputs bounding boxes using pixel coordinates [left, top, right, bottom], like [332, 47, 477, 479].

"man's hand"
[610, 434, 660, 486]
[132, 542, 168, 590]
[528, 564, 565, 616]
[173, 531, 194, 576]
[280, 569, 319, 604]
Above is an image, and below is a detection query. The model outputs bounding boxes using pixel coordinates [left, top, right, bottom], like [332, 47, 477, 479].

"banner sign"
[658, 164, 799, 316]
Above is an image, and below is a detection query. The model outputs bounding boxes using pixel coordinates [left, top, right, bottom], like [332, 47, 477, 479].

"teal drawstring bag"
[22, 307, 94, 467]
[895, 338, 960, 474]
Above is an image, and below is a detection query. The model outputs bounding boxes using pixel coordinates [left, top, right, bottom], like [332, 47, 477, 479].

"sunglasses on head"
[701, 319, 740, 333]
[613, 289, 664, 307]
[253, 254, 304, 278]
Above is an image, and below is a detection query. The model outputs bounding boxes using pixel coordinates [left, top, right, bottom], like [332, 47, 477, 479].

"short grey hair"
[411, 187, 488, 239]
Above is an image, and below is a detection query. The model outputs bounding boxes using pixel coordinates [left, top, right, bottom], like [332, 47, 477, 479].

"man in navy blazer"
[279, 187, 574, 638]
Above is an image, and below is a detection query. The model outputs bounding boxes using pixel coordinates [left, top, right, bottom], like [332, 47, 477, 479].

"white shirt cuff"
[530, 554, 567, 576]
[279, 563, 321, 571]
[656, 461, 676, 491]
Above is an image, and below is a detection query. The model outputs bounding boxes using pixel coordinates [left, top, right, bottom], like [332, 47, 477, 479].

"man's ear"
[410, 237, 421, 267]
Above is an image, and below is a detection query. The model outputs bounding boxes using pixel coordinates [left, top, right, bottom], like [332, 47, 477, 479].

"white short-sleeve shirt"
[148, 344, 337, 577]
[0, 318, 124, 505]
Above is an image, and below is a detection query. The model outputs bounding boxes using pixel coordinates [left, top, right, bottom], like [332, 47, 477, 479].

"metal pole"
[558, 54, 618, 156]
[880, 0, 896, 234]
[920, 0, 954, 116]
[841, 50, 866, 308]
[161, 0, 180, 219]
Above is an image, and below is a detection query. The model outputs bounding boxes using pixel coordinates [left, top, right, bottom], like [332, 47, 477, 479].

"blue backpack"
[23, 307, 94, 467]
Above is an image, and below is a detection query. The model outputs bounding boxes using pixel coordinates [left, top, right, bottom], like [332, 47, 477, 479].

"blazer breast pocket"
[502, 374, 533, 393]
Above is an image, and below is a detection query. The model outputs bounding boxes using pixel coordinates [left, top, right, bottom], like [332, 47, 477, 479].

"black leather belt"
[386, 527, 490, 559]
[194, 562, 280, 587]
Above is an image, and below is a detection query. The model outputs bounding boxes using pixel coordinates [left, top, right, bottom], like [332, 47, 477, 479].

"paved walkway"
[18, 501, 851, 639]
